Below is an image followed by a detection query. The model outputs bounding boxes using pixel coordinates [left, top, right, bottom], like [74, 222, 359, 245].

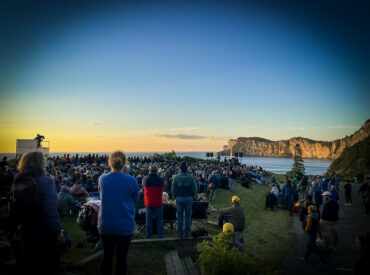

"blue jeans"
[229, 179, 235, 193]
[146, 206, 164, 238]
[176, 196, 193, 238]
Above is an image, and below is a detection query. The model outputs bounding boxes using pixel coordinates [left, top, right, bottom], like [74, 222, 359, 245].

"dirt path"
[284, 183, 370, 275]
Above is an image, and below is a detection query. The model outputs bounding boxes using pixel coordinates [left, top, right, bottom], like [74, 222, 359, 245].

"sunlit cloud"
[155, 133, 207, 140]
[89, 122, 101, 127]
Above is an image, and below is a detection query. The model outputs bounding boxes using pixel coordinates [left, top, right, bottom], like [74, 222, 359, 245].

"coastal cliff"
[220, 119, 370, 159]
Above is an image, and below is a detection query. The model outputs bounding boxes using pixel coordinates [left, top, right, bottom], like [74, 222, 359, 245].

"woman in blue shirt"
[98, 151, 139, 275]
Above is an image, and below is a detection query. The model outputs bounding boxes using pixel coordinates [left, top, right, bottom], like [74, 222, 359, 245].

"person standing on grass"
[98, 151, 140, 275]
[143, 164, 165, 239]
[344, 180, 352, 205]
[10, 151, 64, 275]
[172, 161, 197, 238]
[282, 180, 293, 210]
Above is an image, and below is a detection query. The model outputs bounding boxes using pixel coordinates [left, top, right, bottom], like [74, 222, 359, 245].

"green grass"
[61, 183, 294, 274]
[208, 184, 294, 274]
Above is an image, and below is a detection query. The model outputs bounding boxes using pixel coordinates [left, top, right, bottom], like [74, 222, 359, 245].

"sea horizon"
[0, 151, 332, 175]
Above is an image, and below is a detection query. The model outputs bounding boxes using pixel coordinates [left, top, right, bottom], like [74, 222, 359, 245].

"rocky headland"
[219, 119, 370, 160]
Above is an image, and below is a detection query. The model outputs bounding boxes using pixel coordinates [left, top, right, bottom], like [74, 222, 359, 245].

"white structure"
[16, 139, 50, 157]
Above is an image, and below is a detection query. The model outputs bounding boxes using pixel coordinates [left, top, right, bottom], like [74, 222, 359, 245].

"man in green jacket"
[172, 161, 197, 238]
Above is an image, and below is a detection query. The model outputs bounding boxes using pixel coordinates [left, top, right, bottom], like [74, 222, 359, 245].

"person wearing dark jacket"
[10, 151, 63, 275]
[344, 180, 352, 205]
[321, 191, 339, 250]
[143, 164, 165, 238]
[171, 161, 197, 238]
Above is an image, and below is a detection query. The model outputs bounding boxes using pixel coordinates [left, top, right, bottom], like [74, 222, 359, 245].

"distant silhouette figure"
[34, 134, 45, 148]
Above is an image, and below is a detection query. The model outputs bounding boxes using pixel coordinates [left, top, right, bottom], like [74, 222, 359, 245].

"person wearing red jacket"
[143, 164, 165, 238]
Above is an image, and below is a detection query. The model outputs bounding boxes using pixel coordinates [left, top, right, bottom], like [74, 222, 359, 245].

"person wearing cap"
[171, 161, 197, 238]
[210, 195, 245, 245]
[222, 222, 244, 252]
[142, 164, 165, 238]
[321, 191, 339, 250]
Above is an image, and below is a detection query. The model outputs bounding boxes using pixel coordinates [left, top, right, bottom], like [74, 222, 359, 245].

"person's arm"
[171, 176, 177, 196]
[131, 178, 140, 202]
[38, 175, 61, 237]
[219, 207, 232, 215]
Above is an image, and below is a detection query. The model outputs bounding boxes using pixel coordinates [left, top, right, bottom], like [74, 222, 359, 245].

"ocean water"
[0, 152, 332, 175]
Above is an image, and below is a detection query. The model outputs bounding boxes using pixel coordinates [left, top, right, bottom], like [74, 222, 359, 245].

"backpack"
[9, 175, 42, 225]
[77, 203, 98, 232]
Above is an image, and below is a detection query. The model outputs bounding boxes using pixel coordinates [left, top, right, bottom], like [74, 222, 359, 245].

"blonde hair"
[308, 205, 317, 213]
[162, 192, 169, 204]
[108, 151, 126, 171]
[18, 151, 46, 173]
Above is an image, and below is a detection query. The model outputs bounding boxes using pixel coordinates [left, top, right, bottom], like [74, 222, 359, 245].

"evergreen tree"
[287, 144, 305, 179]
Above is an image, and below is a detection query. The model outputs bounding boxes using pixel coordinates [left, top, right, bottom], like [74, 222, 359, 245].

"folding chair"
[191, 201, 209, 229]
[163, 204, 177, 231]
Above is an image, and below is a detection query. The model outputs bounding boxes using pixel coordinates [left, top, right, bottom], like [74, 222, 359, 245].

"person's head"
[108, 151, 126, 172]
[61, 185, 70, 194]
[311, 181, 317, 187]
[180, 161, 187, 173]
[330, 185, 336, 191]
[307, 205, 317, 214]
[305, 194, 312, 202]
[222, 222, 234, 234]
[149, 164, 158, 173]
[232, 195, 240, 206]
[18, 151, 46, 173]
[356, 232, 370, 254]
[162, 192, 169, 204]
[322, 191, 331, 201]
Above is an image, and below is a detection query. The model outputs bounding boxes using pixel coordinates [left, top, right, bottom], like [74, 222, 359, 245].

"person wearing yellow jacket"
[301, 205, 326, 264]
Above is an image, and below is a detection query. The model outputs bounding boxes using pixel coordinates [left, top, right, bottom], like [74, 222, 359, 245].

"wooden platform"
[78, 236, 212, 266]
[165, 250, 199, 275]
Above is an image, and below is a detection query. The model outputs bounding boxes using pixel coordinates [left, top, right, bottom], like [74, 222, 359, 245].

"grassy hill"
[327, 136, 370, 180]
[61, 183, 294, 274]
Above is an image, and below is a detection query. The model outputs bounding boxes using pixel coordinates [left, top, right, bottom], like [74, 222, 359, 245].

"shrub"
[197, 234, 256, 275]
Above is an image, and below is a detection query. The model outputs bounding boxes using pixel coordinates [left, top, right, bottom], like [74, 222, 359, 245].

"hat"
[232, 196, 240, 204]
[322, 191, 331, 196]
[223, 223, 234, 234]
[149, 165, 158, 172]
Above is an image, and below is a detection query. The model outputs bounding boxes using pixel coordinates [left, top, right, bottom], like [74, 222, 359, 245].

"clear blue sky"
[1, 1, 369, 152]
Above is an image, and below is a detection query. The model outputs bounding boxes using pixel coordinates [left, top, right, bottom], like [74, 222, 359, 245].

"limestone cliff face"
[220, 119, 370, 159]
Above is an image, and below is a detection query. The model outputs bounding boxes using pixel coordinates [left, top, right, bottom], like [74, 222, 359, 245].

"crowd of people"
[266, 172, 370, 271]
[1, 152, 369, 275]
[0, 152, 263, 274]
